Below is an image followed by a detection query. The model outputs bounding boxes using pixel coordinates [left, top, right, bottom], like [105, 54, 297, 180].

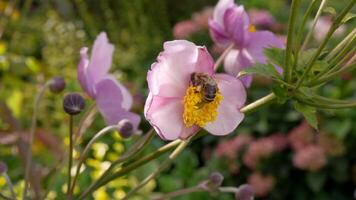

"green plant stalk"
[69, 125, 120, 196]
[214, 43, 235, 71]
[77, 139, 181, 200]
[78, 129, 155, 197]
[294, 0, 355, 90]
[301, 0, 327, 51]
[292, 0, 319, 73]
[74, 103, 97, 143]
[22, 82, 50, 200]
[67, 116, 74, 200]
[309, 58, 356, 86]
[296, 93, 356, 109]
[77, 92, 277, 199]
[312, 37, 356, 81]
[326, 29, 356, 61]
[284, 0, 301, 82]
[122, 138, 192, 200]
[218, 186, 239, 193]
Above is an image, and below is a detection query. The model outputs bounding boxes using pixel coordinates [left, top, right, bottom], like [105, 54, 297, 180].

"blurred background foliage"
[0, 0, 355, 199]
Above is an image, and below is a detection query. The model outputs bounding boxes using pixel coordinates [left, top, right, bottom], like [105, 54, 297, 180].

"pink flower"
[144, 40, 246, 140]
[216, 134, 252, 159]
[311, 16, 346, 42]
[288, 121, 315, 151]
[268, 133, 289, 151]
[77, 32, 140, 129]
[209, 0, 284, 87]
[248, 9, 276, 30]
[293, 145, 327, 171]
[173, 20, 201, 39]
[248, 172, 275, 197]
[243, 138, 275, 169]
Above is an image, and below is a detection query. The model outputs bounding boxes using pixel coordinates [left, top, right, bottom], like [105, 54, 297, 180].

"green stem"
[77, 92, 278, 199]
[301, 0, 327, 51]
[77, 140, 181, 200]
[284, 0, 301, 82]
[67, 116, 74, 200]
[74, 103, 97, 143]
[309, 61, 356, 86]
[218, 186, 239, 193]
[293, 0, 319, 72]
[77, 129, 155, 198]
[153, 186, 202, 200]
[122, 139, 192, 200]
[22, 82, 50, 200]
[294, 0, 355, 90]
[69, 125, 119, 197]
[326, 29, 356, 61]
[240, 93, 276, 114]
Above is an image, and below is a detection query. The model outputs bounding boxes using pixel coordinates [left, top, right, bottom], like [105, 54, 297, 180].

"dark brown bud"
[235, 184, 254, 200]
[117, 119, 134, 138]
[63, 93, 85, 115]
[49, 76, 66, 93]
[198, 172, 224, 192]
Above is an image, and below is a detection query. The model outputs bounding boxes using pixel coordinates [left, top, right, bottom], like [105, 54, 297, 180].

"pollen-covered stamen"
[183, 85, 223, 127]
[248, 24, 256, 32]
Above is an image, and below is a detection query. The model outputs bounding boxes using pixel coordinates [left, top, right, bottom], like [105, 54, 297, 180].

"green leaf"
[243, 63, 282, 79]
[306, 172, 326, 192]
[264, 48, 285, 68]
[297, 48, 318, 69]
[272, 84, 288, 104]
[294, 102, 318, 129]
[341, 12, 356, 24]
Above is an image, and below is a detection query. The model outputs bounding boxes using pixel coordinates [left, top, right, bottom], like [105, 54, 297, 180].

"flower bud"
[235, 184, 254, 200]
[0, 161, 7, 174]
[49, 76, 66, 93]
[63, 93, 85, 115]
[117, 119, 134, 138]
[199, 172, 224, 192]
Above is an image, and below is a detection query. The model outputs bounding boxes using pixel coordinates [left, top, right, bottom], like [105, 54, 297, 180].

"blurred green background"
[0, 0, 355, 199]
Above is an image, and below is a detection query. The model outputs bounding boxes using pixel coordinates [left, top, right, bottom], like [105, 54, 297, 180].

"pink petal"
[209, 20, 232, 47]
[145, 95, 196, 140]
[77, 47, 95, 98]
[246, 31, 285, 64]
[87, 32, 115, 84]
[204, 74, 246, 135]
[213, 0, 235, 27]
[223, 6, 250, 46]
[223, 49, 253, 87]
[195, 47, 214, 75]
[103, 75, 133, 110]
[95, 77, 140, 129]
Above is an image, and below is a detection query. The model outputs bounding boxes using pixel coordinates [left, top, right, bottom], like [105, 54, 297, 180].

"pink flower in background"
[293, 145, 327, 171]
[216, 134, 252, 159]
[243, 138, 275, 169]
[248, 172, 275, 197]
[173, 7, 213, 39]
[268, 133, 289, 151]
[288, 121, 316, 151]
[144, 40, 246, 140]
[77, 32, 140, 128]
[311, 16, 346, 42]
[209, 0, 284, 87]
[173, 20, 201, 39]
[248, 9, 275, 30]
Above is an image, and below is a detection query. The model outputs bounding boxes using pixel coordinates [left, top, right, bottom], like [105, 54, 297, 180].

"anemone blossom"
[209, 0, 284, 87]
[144, 40, 246, 140]
[77, 32, 140, 129]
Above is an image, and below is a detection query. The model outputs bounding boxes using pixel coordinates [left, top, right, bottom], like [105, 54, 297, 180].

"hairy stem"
[67, 116, 74, 200]
[23, 82, 50, 200]
[214, 43, 234, 71]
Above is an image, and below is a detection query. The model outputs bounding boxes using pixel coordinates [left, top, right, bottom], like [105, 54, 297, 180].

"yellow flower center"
[183, 86, 223, 127]
[248, 25, 256, 32]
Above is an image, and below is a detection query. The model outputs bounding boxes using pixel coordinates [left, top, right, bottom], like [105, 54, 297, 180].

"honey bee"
[190, 72, 218, 103]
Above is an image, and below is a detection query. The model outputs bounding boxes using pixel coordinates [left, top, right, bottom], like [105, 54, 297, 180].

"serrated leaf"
[297, 48, 318, 68]
[243, 63, 282, 79]
[272, 84, 288, 104]
[264, 48, 285, 68]
[342, 12, 356, 24]
[294, 102, 318, 129]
